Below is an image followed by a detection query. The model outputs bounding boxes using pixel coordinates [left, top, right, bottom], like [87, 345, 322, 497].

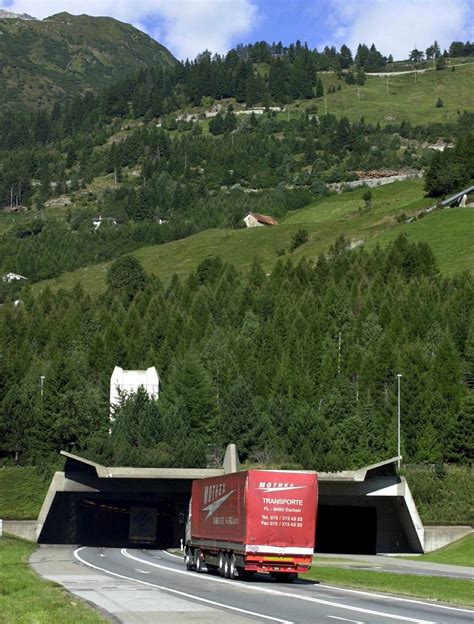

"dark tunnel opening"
[77, 498, 178, 548]
[315, 505, 377, 554]
[38, 485, 191, 549]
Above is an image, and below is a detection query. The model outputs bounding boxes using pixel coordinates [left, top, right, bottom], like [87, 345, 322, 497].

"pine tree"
[106, 256, 148, 303]
[338, 44, 353, 69]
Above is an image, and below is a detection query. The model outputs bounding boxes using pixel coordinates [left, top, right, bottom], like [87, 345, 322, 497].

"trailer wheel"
[223, 553, 231, 578]
[195, 549, 203, 573]
[229, 554, 237, 579]
[218, 551, 226, 577]
[184, 548, 193, 571]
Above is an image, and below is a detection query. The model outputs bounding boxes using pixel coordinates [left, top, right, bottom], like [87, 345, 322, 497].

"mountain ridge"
[0, 12, 176, 110]
[0, 9, 36, 20]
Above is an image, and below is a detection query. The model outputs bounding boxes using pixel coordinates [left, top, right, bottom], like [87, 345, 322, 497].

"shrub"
[362, 188, 373, 209]
[290, 228, 309, 251]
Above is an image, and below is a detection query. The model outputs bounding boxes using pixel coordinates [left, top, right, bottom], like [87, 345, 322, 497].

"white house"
[109, 366, 160, 416]
[92, 216, 118, 230]
[2, 272, 28, 283]
[243, 212, 278, 228]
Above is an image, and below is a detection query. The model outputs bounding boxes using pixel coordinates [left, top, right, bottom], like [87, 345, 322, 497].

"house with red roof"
[243, 212, 278, 228]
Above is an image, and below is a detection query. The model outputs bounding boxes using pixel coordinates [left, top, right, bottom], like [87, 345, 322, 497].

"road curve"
[74, 547, 474, 624]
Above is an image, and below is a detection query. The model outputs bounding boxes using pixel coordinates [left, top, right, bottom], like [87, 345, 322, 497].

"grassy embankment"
[402, 465, 473, 526]
[302, 565, 473, 606]
[0, 466, 52, 520]
[297, 62, 474, 125]
[366, 207, 474, 275]
[29, 178, 474, 297]
[306, 534, 473, 603]
[0, 535, 106, 623]
[403, 534, 474, 567]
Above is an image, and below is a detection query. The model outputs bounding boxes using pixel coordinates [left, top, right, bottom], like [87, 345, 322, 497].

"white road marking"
[134, 568, 151, 574]
[161, 550, 183, 560]
[121, 549, 437, 624]
[73, 547, 293, 624]
[328, 617, 364, 624]
[99, 553, 106, 557]
[320, 583, 474, 614]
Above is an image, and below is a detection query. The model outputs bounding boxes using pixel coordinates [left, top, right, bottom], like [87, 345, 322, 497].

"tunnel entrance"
[316, 505, 377, 554]
[37, 451, 423, 553]
[38, 480, 192, 548]
[76, 498, 178, 548]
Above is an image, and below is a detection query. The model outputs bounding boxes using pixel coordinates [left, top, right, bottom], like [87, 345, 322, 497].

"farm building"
[243, 212, 278, 228]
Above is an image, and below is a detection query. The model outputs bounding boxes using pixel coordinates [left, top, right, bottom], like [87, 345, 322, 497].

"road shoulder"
[29, 545, 255, 623]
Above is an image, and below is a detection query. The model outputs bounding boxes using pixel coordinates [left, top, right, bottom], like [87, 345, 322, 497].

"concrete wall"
[423, 526, 472, 553]
[3, 520, 37, 542]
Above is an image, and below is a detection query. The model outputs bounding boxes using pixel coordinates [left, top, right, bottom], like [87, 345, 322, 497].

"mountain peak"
[0, 11, 176, 111]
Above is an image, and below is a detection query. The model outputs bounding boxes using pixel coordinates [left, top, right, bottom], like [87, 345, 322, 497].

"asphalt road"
[74, 547, 474, 624]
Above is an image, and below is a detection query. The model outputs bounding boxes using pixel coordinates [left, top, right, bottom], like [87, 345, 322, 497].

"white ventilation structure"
[110, 366, 159, 418]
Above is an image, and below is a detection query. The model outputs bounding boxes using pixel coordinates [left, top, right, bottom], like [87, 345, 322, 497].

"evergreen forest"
[0, 34, 473, 473]
[1, 237, 473, 469]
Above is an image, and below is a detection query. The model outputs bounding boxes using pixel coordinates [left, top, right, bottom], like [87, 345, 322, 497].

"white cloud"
[0, 0, 259, 59]
[323, 0, 473, 59]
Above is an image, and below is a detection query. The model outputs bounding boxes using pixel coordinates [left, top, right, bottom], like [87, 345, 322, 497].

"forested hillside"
[0, 34, 473, 474]
[0, 76, 472, 293]
[1, 238, 472, 468]
[0, 12, 176, 110]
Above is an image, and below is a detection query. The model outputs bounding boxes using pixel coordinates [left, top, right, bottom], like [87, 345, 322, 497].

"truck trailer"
[185, 469, 318, 581]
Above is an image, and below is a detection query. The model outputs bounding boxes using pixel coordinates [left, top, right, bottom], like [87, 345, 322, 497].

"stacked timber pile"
[354, 170, 401, 179]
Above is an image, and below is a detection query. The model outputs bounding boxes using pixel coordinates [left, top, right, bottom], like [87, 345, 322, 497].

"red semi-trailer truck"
[184, 469, 317, 581]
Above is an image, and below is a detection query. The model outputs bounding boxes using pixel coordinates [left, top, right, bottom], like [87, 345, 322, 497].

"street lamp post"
[397, 373, 402, 469]
[40, 375, 45, 416]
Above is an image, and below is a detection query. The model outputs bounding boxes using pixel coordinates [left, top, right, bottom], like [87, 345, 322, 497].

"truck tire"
[223, 553, 231, 578]
[229, 554, 237, 579]
[218, 551, 226, 577]
[184, 548, 193, 571]
[195, 549, 203, 573]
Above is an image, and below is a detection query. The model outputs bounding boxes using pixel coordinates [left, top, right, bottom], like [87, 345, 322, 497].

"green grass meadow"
[401, 465, 473, 526]
[31, 178, 474, 297]
[0, 467, 52, 520]
[309, 63, 474, 125]
[402, 534, 474, 567]
[32, 178, 446, 296]
[367, 207, 474, 275]
[303, 565, 474, 606]
[0, 536, 106, 623]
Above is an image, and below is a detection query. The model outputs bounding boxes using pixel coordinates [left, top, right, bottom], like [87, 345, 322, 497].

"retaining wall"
[423, 526, 472, 552]
[2, 520, 37, 542]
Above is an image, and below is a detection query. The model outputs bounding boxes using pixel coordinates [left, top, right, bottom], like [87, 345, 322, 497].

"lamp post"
[40, 375, 45, 416]
[397, 373, 402, 469]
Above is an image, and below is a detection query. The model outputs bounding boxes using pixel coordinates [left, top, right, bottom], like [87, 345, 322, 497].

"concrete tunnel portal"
[36, 448, 426, 554]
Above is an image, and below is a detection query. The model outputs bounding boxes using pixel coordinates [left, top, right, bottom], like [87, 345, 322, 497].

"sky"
[1, 0, 473, 60]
